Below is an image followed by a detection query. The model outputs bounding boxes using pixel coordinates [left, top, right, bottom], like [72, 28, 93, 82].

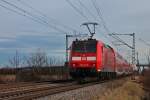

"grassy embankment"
[97, 69, 150, 100]
[98, 80, 144, 100]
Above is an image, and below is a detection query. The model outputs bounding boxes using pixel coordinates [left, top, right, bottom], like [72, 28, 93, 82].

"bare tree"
[146, 50, 150, 66]
[23, 49, 48, 74]
[49, 56, 64, 66]
[49, 57, 57, 66]
[9, 50, 20, 68]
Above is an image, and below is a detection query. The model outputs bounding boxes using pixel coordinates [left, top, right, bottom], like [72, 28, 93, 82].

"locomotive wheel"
[77, 77, 85, 84]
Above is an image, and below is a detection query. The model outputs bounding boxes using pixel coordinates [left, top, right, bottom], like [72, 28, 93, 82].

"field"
[97, 71, 150, 100]
[98, 80, 144, 100]
[0, 75, 16, 83]
[0, 66, 69, 82]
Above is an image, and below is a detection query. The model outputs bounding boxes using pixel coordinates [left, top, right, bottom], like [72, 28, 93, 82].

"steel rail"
[0, 82, 75, 100]
[0, 82, 52, 92]
[0, 77, 130, 100]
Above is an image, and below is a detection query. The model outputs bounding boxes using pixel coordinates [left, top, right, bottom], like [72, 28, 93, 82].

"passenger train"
[68, 38, 133, 80]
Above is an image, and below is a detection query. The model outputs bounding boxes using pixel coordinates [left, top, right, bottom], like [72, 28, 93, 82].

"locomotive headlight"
[93, 64, 95, 66]
[97, 69, 101, 72]
[73, 64, 76, 67]
[87, 57, 96, 61]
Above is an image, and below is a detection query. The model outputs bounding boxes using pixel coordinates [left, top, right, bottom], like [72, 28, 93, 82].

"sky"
[0, 0, 150, 66]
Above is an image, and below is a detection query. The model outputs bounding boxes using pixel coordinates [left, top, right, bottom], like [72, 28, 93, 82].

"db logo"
[81, 57, 87, 60]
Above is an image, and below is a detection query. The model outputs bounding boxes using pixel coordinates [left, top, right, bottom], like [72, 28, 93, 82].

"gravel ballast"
[36, 79, 127, 100]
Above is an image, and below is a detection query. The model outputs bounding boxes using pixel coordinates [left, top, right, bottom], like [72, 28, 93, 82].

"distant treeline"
[0, 66, 69, 75]
[0, 67, 16, 75]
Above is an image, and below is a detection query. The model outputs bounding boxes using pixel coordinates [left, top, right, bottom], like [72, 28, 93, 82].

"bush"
[142, 69, 150, 89]
[140, 69, 150, 100]
[16, 70, 40, 82]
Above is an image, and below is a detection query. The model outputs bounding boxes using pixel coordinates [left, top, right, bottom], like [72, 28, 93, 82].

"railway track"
[0, 80, 110, 100]
[0, 80, 72, 91]
[0, 82, 76, 100]
[0, 77, 129, 100]
[0, 82, 55, 90]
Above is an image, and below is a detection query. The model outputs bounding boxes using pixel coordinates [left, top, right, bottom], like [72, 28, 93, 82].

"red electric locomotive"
[68, 22, 133, 80]
[69, 38, 133, 80]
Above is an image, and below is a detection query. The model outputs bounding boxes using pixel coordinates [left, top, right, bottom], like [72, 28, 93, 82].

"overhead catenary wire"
[66, 0, 108, 36]
[77, 0, 112, 43]
[0, 3, 49, 28]
[65, 0, 90, 21]
[16, 0, 77, 33]
[77, 0, 97, 21]
[0, 4, 66, 35]
[139, 38, 150, 47]
[67, 0, 120, 49]
[65, 0, 114, 44]
[66, 0, 117, 48]
[77, 0, 110, 38]
[0, 0, 68, 34]
[91, 0, 132, 50]
[91, 0, 110, 33]
[88, 0, 119, 48]
[1, 0, 132, 50]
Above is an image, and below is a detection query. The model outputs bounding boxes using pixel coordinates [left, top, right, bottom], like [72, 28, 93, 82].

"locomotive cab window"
[72, 40, 97, 53]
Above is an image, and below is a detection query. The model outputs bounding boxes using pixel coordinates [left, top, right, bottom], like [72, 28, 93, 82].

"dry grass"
[0, 75, 16, 83]
[98, 81, 144, 100]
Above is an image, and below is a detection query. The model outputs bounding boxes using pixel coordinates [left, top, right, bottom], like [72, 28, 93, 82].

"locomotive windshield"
[72, 40, 97, 53]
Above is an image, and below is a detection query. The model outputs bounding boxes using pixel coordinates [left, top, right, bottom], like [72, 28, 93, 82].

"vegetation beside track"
[97, 72, 150, 100]
[97, 80, 144, 100]
[140, 69, 150, 99]
[0, 66, 69, 82]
